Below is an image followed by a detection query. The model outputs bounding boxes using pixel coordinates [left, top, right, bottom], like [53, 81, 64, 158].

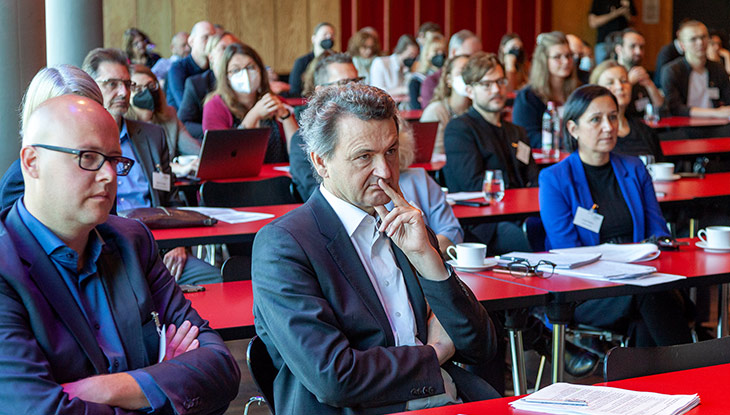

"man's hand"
[165, 320, 200, 360]
[62, 373, 149, 409]
[427, 314, 455, 365]
[503, 53, 517, 73]
[163, 247, 188, 282]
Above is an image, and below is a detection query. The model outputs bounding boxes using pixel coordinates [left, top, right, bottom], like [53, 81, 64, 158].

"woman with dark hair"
[347, 28, 381, 84]
[128, 64, 200, 175]
[512, 31, 580, 148]
[419, 55, 471, 155]
[498, 33, 530, 93]
[589, 60, 663, 159]
[538, 84, 692, 347]
[202, 43, 298, 163]
[369, 34, 419, 97]
[123, 28, 161, 68]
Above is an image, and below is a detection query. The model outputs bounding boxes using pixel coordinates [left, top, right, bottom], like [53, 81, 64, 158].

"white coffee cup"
[698, 226, 730, 249]
[447, 243, 487, 267]
[647, 162, 675, 180]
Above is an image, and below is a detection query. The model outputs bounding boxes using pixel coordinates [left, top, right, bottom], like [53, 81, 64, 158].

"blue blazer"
[251, 189, 496, 414]
[0, 203, 240, 414]
[538, 152, 669, 249]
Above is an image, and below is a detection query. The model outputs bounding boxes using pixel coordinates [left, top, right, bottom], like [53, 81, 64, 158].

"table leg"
[551, 323, 565, 383]
[718, 283, 729, 338]
[507, 329, 527, 395]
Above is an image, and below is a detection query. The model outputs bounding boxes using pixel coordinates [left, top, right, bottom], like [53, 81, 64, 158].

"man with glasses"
[0, 95, 240, 413]
[82, 48, 219, 285]
[661, 20, 730, 118]
[443, 52, 537, 256]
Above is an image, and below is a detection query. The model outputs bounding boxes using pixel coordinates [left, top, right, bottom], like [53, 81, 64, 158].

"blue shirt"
[17, 199, 167, 411]
[166, 54, 203, 109]
[117, 120, 152, 212]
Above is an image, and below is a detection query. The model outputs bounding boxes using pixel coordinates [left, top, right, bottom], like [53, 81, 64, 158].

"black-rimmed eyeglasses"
[31, 144, 135, 176]
[507, 258, 556, 279]
[322, 76, 366, 86]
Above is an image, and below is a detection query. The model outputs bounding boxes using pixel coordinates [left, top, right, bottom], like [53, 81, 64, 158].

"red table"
[389, 363, 730, 414]
[645, 116, 730, 129]
[661, 137, 730, 158]
[400, 109, 424, 120]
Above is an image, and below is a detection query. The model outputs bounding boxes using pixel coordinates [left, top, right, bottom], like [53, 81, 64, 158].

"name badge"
[573, 206, 603, 233]
[634, 97, 650, 112]
[515, 141, 531, 165]
[709, 87, 720, 100]
[152, 171, 171, 192]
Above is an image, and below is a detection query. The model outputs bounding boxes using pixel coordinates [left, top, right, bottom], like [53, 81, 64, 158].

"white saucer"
[447, 258, 498, 272]
[653, 174, 681, 182]
[696, 241, 730, 253]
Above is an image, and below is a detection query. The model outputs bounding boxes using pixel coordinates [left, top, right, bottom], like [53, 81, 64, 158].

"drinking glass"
[483, 170, 505, 203]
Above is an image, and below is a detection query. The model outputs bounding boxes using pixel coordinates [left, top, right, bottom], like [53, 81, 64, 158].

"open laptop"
[408, 121, 439, 163]
[195, 127, 271, 180]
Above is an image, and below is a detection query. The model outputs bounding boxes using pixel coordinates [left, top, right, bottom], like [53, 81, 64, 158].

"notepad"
[551, 243, 661, 263]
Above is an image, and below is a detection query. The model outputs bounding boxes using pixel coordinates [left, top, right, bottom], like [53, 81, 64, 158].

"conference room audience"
[420, 55, 471, 155]
[409, 32, 446, 109]
[498, 33, 530, 93]
[513, 31, 580, 148]
[127, 64, 201, 176]
[369, 34, 419, 98]
[166, 20, 215, 109]
[202, 43, 297, 163]
[347, 28, 381, 84]
[151, 31, 190, 83]
[590, 60, 664, 159]
[123, 27, 161, 68]
[289, 22, 335, 97]
[539, 85, 693, 347]
[421, 30, 483, 105]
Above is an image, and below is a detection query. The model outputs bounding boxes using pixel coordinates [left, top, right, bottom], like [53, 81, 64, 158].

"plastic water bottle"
[542, 101, 556, 157]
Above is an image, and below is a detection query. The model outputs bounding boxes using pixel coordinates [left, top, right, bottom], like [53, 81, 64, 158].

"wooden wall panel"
[138, 0, 172, 58]
[631, 0, 673, 71]
[208, 0, 241, 40]
[171, 0, 208, 36]
[275, 0, 309, 73]
[103, 0, 136, 52]
[240, 0, 276, 68]
[308, 0, 342, 51]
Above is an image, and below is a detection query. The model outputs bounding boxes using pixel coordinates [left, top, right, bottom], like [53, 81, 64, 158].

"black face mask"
[507, 48, 525, 64]
[320, 38, 334, 50]
[403, 57, 416, 68]
[431, 53, 446, 68]
[132, 89, 155, 111]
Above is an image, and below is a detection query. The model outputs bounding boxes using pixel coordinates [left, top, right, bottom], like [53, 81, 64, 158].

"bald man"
[166, 20, 215, 109]
[0, 95, 239, 414]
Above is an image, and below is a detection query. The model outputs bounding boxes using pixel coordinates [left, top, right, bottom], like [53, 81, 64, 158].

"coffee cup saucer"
[447, 258, 499, 272]
[653, 174, 681, 182]
[696, 241, 730, 253]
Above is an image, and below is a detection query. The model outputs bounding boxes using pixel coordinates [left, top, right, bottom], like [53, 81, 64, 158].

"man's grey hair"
[300, 84, 398, 180]
[82, 48, 130, 79]
[449, 29, 477, 55]
[313, 53, 354, 87]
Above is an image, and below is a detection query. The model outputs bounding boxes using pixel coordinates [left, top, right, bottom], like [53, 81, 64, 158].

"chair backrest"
[247, 335, 278, 414]
[220, 255, 251, 282]
[199, 176, 298, 207]
[604, 336, 730, 381]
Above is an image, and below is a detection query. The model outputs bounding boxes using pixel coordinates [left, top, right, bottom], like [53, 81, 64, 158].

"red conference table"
[645, 116, 730, 129]
[389, 363, 730, 415]
[661, 137, 730, 158]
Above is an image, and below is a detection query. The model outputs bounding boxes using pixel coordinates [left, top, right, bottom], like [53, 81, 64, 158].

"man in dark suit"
[252, 83, 498, 414]
[661, 20, 730, 118]
[443, 52, 535, 255]
[0, 94, 240, 414]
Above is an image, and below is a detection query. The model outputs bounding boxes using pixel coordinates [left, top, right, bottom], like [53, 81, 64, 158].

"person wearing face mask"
[498, 33, 530, 93]
[567, 34, 593, 84]
[202, 43, 298, 163]
[127, 65, 201, 176]
[420, 55, 472, 155]
[347, 28, 381, 84]
[369, 34, 420, 98]
[408, 33, 446, 110]
[513, 31, 581, 148]
[289, 22, 336, 98]
[591, 60, 663, 159]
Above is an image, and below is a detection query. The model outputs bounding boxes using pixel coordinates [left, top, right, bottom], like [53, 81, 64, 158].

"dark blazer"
[0, 118, 172, 210]
[654, 41, 682, 88]
[660, 57, 730, 116]
[288, 129, 318, 200]
[512, 86, 548, 148]
[288, 52, 314, 98]
[251, 189, 497, 414]
[539, 152, 669, 249]
[178, 70, 216, 140]
[0, 204, 240, 414]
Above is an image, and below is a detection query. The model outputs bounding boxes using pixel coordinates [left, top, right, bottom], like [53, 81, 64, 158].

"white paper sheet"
[179, 207, 275, 224]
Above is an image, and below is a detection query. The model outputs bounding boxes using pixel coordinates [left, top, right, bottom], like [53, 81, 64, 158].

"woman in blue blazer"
[539, 85, 692, 347]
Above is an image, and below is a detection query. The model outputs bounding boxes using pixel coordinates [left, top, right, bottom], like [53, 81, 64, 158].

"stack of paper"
[551, 243, 661, 263]
[179, 207, 275, 224]
[445, 191, 484, 202]
[498, 252, 601, 269]
[510, 383, 699, 415]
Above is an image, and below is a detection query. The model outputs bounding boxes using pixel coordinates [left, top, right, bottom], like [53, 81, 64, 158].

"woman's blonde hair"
[416, 32, 445, 75]
[528, 31, 579, 103]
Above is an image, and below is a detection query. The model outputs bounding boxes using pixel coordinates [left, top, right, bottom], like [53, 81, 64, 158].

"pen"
[521, 398, 588, 406]
[454, 200, 489, 207]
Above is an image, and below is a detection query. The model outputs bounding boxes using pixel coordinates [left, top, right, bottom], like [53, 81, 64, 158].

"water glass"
[644, 103, 659, 123]
[483, 170, 505, 203]
[638, 154, 655, 166]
